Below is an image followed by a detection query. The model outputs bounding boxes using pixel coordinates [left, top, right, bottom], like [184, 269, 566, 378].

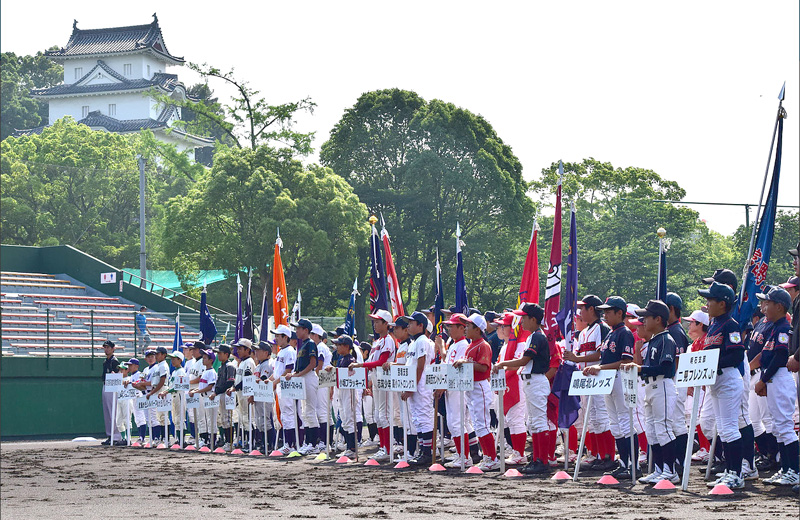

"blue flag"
[199, 285, 217, 344]
[455, 223, 469, 314]
[735, 116, 784, 325]
[434, 249, 445, 335]
[344, 278, 358, 337]
[259, 279, 270, 342]
[172, 311, 183, 352]
[553, 204, 581, 428]
[243, 272, 254, 340]
[657, 236, 667, 301]
[369, 224, 389, 313]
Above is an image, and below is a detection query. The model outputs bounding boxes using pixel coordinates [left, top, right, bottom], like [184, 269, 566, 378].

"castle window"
[108, 104, 116, 116]
[74, 67, 83, 80]
[147, 65, 151, 78]
[82, 106, 89, 118]
[123, 64, 132, 76]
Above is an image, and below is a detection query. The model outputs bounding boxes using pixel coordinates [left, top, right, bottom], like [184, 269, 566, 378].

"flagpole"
[743, 82, 787, 284]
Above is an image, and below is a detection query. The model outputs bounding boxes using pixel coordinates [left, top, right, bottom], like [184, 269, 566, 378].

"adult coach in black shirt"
[101, 340, 122, 445]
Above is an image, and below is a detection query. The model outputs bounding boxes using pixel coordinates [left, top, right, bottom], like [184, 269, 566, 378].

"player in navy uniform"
[699, 282, 746, 490]
[584, 296, 636, 476]
[755, 287, 799, 486]
[664, 292, 690, 474]
[746, 299, 778, 472]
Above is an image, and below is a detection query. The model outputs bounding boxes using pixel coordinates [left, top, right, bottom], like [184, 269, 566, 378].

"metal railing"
[120, 271, 232, 316]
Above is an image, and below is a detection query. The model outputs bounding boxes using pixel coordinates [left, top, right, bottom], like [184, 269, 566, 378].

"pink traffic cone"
[183, 444, 196, 451]
[336, 456, 352, 464]
[230, 448, 244, 455]
[428, 463, 447, 472]
[248, 450, 263, 456]
[170, 444, 181, 450]
[504, 468, 524, 477]
[269, 450, 284, 457]
[394, 460, 410, 469]
[551, 471, 571, 480]
[597, 475, 619, 485]
[465, 466, 484, 474]
[653, 479, 676, 490]
[708, 484, 734, 495]
[198, 446, 211, 453]
[364, 458, 380, 466]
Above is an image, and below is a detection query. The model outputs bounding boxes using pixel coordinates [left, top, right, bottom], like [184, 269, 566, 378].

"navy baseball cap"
[513, 302, 544, 322]
[291, 318, 313, 331]
[577, 294, 603, 308]
[393, 316, 409, 328]
[257, 340, 274, 350]
[290, 331, 298, 341]
[635, 300, 670, 324]
[333, 335, 354, 347]
[702, 269, 738, 292]
[215, 343, 232, 355]
[664, 292, 683, 310]
[597, 296, 627, 313]
[698, 281, 736, 306]
[155, 346, 168, 355]
[144, 349, 156, 356]
[756, 286, 792, 310]
[127, 358, 140, 365]
[102, 339, 115, 348]
[403, 311, 429, 328]
[483, 311, 499, 324]
[193, 341, 206, 349]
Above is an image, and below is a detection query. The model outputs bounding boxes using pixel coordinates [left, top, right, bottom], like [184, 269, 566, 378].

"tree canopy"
[1, 50, 62, 141]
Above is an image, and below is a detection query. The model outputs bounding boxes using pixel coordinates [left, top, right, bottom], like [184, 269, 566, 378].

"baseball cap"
[291, 318, 313, 331]
[234, 338, 253, 349]
[333, 335, 354, 347]
[310, 323, 325, 336]
[495, 313, 515, 326]
[626, 304, 641, 318]
[271, 324, 293, 337]
[597, 296, 627, 313]
[256, 340, 274, 351]
[513, 302, 544, 322]
[127, 358, 140, 365]
[443, 313, 466, 325]
[756, 286, 792, 310]
[119, 362, 128, 370]
[483, 311, 499, 324]
[682, 309, 709, 326]
[664, 292, 683, 310]
[202, 349, 216, 362]
[332, 326, 346, 337]
[102, 339, 115, 348]
[628, 318, 643, 326]
[216, 343, 232, 355]
[368, 309, 394, 326]
[403, 311, 429, 328]
[193, 341, 206, 350]
[290, 331, 298, 341]
[779, 276, 799, 289]
[634, 300, 670, 324]
[393, 316, 409, 328]
[139, 306, 147, 311]
[441, 305, 458, 315]
[577, 295, 603, 308]
[789, 242, 799, 257]
[155, 346, 168, 355]
[426, 320, 433, 334]
[144, 349, 156, 356]
[702, 269, 738, 292]
[460, 313, 487, 332]
[698, 281, 736, 306]
[167, 351, 185, 362]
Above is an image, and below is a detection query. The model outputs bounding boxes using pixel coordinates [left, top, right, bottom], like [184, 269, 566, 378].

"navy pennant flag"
[344, 278, 358, 337]
[434, 249, 445, 335]
[243, 271, 254, 340]
[235, 273, 243, 342]
[199, 283, 217, 344]
[454, 222, 469, 315]
[369, 219, 389, 313]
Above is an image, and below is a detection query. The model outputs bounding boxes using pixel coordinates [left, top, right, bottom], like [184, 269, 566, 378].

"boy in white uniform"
[159, 350, 186, 444]
[269, 325, 298, 454]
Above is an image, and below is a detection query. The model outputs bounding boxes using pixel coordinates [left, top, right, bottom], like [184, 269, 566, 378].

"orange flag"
[273, 232, 289, 327]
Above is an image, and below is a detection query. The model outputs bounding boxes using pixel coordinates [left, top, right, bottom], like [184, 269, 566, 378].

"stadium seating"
[1, 271, 186, 357]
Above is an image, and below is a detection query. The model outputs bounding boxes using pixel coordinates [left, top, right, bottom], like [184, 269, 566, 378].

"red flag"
[543, 163, 563, 340]
[272, 233, 289, 327]
[381, 219, 405, 320]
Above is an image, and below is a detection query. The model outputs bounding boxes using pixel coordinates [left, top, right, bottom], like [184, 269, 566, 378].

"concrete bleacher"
[1, 271, 187, 357]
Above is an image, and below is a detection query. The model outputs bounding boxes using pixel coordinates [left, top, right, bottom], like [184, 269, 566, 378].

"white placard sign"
[253, 381, 274, 403]
[174, 375, 190, 392]
[491, 369, 507, 392]
[675, 349, 720, 388]
[375, 367, 392, 391]
[424, 364, 449, 390]
[203, 396, 219, 409]
[280, 377, 306, 400]
[567, 369, 616, 396]
[186, 394, 200, 409]
[104, 373, 123, 393]
[155, 394, 172, 412]
[337, 367, 367, 389]
[224, 393, 237, 410]
[318, 368, 336, 388]
[621, 367, 638, 408]
[447, 364, 474, 391]
[390, 364, 417, 392]
[242, 375, 256, 397]
[117, 386, 138, 402]
[101, 272, 117, 284]
[136, 396, 154, 411]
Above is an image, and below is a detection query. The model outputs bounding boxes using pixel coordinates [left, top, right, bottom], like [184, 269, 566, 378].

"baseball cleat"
[504, 451, 528, 465]
[777, 468, 800, 486]
[638, 469, 663, 484]
[477, 457, 502, 472]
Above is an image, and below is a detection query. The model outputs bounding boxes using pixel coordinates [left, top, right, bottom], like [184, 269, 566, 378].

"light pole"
[137, 154, 146, 281]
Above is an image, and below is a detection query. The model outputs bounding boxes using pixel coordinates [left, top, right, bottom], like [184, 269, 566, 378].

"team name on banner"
[253, 382, 274, 403]
[225, 394, 237, 410]
[155, 395, 172, 412]
[390, 365, 417, 392]
[491, 369, 507, 392]
[568, 369, 616, 396]
[242, 375, 256, 396]
[447, 364, 474, 391]
[280, 377, 306, 400]
[186, 394, 200, 409]
[135, 396, 154, 411]
[117, 387, 138, 402]
[174, 375, 190, 392]
[318, 368, 336, 388]
[375, 367, 392, 391]
[424, 364, 449, 390]
[337, 367, 367, 389]
[104, 373, 123, 393]
[620, 367, 637, 408]
[675, 349, 720, 388]
[203, 396, 218, 409]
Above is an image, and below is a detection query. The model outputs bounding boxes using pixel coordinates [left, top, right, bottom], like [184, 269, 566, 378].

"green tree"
[321, 88, 535, 333]
[177, 83, 237, 147]
[731, 210, 799, 289]
[1, 50, 63, 141]
[160, 145, 368, 315]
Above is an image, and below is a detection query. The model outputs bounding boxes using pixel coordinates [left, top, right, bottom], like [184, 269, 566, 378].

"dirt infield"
[1, 441, 797, 519]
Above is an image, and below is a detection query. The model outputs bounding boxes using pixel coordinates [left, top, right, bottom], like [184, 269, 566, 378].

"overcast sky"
[2, 0, 798, 236]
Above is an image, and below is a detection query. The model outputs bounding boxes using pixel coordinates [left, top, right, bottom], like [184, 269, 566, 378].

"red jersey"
[466, 338, 492, 382]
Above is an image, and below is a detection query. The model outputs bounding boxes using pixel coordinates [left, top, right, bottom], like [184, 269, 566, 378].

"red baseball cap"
[779, 276, 799, 289]
[444, 313, 466, 325]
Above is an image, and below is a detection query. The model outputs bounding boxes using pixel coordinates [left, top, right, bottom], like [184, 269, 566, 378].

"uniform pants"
[277, 386, 296, 429]
[236, 391, 250, 430]
[579, 392, 610, 434]
[467, 380, 493, 438]
[604, 373, 631, 439]
[644, 376, 676, 446]
[301, 372, 320, 429]
[171, 393, 185, 431]
[632, 380, 647, 435]
[340, 388, 357, 434]
[698, 386, 716, 440]
[709, 367, 743, 443]
[204, 402, 219, 436]
[522, 374, 550, 434]
[445, 390, 467, 438]
[132, 392, 147, 428]
[749, 368, 773, 436]
[317, 384, 331, 426]
[673, 385, 689, 436]
[253, 401, 273, 432]
[373, 379, 391, 429]
[505, 399, 527, 435]
[217, 398, 232, 429]
[409, 386, 434, 435]
[116, 399, 131, 434]
[766, 368, 798, 445]
[355, 389, 364, 423]
[738, 367, 752, 429]
[362, 393, 374, 424]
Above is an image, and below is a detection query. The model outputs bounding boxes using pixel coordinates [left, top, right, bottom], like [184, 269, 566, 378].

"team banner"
[369, 222, 389, 313]
[424, 364, 448, 390]
[675, 349, 720, 388]
[454, 222, 469, 315]
[200, 284, 217, 344]
[280, 377, 306, 400]
[390, 364, 416, 392]
[104, 373, 123, 393]
[567, 370, 616, 396]
[543, 161, 563, 339]
[318, 369, 336, 388]
[337, 367, 368, 389]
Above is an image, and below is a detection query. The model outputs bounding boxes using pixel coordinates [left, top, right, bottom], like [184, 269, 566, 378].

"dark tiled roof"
[31, 72, 182, 98]
[78, 111, 167, 132]
[12, 126, 46, 137]
[45, 15, 183, 63]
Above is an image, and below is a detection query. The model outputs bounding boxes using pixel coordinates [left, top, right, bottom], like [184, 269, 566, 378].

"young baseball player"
[699, 282, 746, 490]
[683, 310, 713, 463]
[185, 341, 205, 443]
[334, 335, 358, 457]
[746, 301, 778, 472]
[124, 358, 147, 444]
[496, 303, 550, 474]
[269, 325, 298, 453]
[210, 344, 236, 450]
[287, 319, 320, 455]
[398, 312, 435, 466]
[755, 287, 799, 486]
[101, 340, 122, 445]
[189, 349, 217, 447]
[493, 312, 529, 465]
[435, 313, 472, 468]
[664, 293, 691, 474]
[132, 350, 157, 444]
[146, 347, 169, 444]
[312, 324, 334, 451]
[230, 338, 256, 448]
[159, 351, 186, 444]
[251, 340, 275, 452]
[583, 296, 636, 475]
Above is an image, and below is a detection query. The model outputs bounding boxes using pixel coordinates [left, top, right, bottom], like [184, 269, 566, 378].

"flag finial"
[657, 227, 667, 238]
[778, 82, 785, 101]
[456, 222, 461, 238]
[368, 215, 378, 225]
[558, 160, 564, 186]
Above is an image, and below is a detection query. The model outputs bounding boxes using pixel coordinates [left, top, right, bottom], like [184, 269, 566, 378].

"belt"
[520, 374, 532, 380]
[643, 375, 664, 384]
